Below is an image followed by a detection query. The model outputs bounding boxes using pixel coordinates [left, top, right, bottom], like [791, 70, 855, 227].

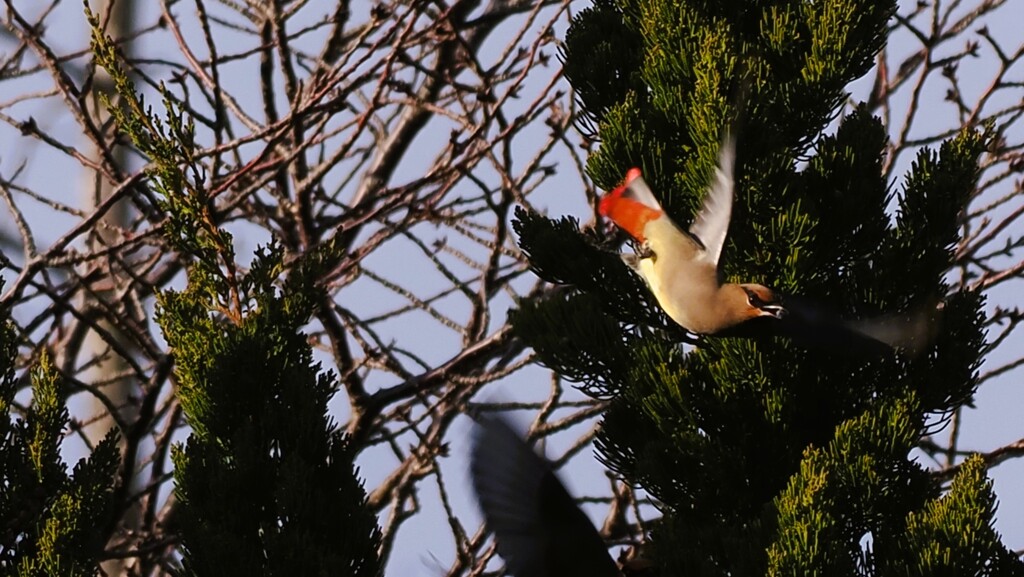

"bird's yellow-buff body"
[636, 216, 754, 334]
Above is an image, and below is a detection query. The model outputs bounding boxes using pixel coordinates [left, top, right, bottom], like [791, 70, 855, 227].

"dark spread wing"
[469, 416, 619, 577]
[722, 296, 941, 357]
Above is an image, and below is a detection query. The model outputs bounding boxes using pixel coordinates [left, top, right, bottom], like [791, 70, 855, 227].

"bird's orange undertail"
[598, 168, 662, 243]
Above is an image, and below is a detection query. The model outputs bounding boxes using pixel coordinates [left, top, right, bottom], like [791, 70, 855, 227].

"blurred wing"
[774, 298, 894, 355]
[845, 304, 943, 358]
[689, 134, 736, 269]
[470, 416, 618, 577]
[760, 297, 942, 357]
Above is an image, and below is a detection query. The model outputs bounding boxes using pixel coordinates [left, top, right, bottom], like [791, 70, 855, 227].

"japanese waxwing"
[599, 134, 785, 335]
[469, 415, 619, 577]
[599, 136, 936, 354]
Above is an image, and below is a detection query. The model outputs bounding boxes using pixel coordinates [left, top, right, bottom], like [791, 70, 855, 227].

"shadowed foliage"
[513, 0, 1022, 574]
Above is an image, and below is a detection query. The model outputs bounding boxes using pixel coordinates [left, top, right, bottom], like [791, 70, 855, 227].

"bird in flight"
[598, 136, 936, 353]
[469, 415, 621, 577]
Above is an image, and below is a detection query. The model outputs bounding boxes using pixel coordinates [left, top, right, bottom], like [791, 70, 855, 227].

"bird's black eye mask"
[743, 287, 781, 310]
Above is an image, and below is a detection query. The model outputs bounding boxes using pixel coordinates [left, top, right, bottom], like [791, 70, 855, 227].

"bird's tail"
[599, 169, 663, 243]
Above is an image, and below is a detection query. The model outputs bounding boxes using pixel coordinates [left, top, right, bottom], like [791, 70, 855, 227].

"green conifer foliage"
[0, 287, 120, 577]
[159, 243, 382, 577]
[513, 1, 1022, 575]
[89, 11, 382, 576]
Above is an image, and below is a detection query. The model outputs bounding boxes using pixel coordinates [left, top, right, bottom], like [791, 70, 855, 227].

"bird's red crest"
[599, 169, 661, 243]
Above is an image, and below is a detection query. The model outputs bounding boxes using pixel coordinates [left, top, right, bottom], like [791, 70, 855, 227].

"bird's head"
[728, 283, 787, 322]
[599, 168, 664, 243]
[740, 283, 786, 319]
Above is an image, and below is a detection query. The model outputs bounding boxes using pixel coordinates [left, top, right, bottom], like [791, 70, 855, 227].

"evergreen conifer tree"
[89, 11, 383, 576]
[513, 1, 1024, 574]
[0, 282, 121, 576]
[157, 240, 382, 577]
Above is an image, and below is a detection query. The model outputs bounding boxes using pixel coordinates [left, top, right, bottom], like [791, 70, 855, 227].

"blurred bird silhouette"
[469, 415, 619, 577]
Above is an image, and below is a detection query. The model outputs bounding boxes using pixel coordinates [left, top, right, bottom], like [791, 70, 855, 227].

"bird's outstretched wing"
[843, 303, 942, 357]
[724, 296, 942, 356]
[469, 415, 619, 577]
[689, 134, 736, 269]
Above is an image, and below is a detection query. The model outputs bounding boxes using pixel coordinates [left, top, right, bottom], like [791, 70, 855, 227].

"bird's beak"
[759, 304, 787, 319]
